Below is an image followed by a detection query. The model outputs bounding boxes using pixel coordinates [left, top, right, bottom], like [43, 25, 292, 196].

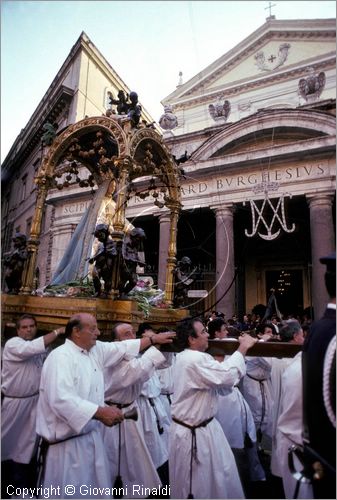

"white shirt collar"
[65, 338, 89, 355]
[327, 303, 336, 310]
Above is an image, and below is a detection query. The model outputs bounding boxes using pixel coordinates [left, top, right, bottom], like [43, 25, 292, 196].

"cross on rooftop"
[265, 2, 276, 18]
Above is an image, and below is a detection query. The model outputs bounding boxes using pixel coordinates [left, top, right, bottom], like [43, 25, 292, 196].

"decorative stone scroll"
[254, 43, 291, 72]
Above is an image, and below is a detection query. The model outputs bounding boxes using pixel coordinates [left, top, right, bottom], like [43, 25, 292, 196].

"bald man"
[36, 313, 174, 499]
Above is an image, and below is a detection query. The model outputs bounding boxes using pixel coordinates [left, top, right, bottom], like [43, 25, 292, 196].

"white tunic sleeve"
[94, 339, 140, 368]
[105, 347, 165, 392]
[4, 336, 45, 360]
[188, 351, 246, 389]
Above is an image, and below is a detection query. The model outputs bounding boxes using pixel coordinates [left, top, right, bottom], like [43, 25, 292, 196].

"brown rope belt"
[36, 431, 90, 488]
[161, 392, 172, 405]
[147, 397, 164, 435]
[105, 400, 134, 409]
[172, 416, 214, 499]
[2, 391, 39, 399]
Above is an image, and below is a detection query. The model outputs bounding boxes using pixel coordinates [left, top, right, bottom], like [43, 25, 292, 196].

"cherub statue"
[120, 227, 146, 296]
[88, 224, 118, 297]
[4, 233, 28, 294]
[109, 90, 129, 115]
[109, 90, 142, 128]
[127, 91, 142, 127]
[41, 121, 58, 146]
[173, 256, 197, 307]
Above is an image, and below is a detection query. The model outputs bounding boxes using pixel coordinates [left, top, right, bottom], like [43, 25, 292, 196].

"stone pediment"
[205, 41, 335, 94]
[162, 19, 335, 105]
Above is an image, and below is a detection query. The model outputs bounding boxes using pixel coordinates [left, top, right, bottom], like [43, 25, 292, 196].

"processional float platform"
[1, 295, 301, 358]
[1, 294, 188, 340]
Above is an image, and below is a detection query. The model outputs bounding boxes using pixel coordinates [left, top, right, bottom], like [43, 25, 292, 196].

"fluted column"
[157, 212, 171, 291]
[307, 192, 335, 319]
[212, 204, 236, 319]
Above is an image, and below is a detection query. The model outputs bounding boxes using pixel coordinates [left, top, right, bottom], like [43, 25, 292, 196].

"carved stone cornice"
[172, 58, 335, 112]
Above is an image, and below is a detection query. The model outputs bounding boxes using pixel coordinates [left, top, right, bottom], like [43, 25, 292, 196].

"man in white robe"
[240, 355, 273, 451]
[273, 352, 313, 499]
[169, 316, 257, 499]
[156, 327, 176, 424]
[208, 318, 266, 488]
[1, 314, 63, 492]
[103, 322, 167, 498]
[270, 320, 305, 477]
[36, 313, 175, 499]
[136, 324, 172, 487]
[138, 372, 171, 481]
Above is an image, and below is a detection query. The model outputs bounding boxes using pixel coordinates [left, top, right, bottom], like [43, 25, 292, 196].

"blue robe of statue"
[49, 180, 111, 285]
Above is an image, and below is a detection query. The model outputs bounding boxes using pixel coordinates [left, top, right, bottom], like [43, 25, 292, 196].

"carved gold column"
[157, 212, 171, 291]
[110, 158, 130, 299]
[164, 201, 180, 305]
[21, 178, 49, 294]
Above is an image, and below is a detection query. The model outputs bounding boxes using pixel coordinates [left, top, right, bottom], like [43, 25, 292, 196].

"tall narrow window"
[21, 175, 27, 201]
[105, 90, 114, 109]
[3, 222, 14, 253]
[26, 217, 32, 237]
[2, 193, 10, 217]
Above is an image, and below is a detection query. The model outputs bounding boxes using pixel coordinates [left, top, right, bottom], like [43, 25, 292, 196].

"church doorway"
[265, 269, 304, 318]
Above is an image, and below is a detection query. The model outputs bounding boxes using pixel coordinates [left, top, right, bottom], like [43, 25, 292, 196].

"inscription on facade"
[129, 164, 328, 205]
[181, 164, 325, 197]
[63, 201, 90, 214]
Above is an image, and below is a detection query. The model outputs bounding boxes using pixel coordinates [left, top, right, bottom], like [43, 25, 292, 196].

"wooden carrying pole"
[160, 339, 302, 358]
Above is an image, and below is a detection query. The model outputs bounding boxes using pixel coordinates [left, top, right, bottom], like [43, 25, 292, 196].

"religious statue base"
[1, 294, 188, 340]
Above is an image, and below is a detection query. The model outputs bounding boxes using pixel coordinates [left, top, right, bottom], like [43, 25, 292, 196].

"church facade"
[2, 18, 335, 320]
[127, 17, 336, 320]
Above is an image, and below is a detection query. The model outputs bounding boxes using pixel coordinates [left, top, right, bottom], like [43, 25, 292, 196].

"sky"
[1, 0, 336, 162]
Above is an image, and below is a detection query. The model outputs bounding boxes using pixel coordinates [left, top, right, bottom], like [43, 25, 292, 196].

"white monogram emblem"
[243, 191, 295, 241]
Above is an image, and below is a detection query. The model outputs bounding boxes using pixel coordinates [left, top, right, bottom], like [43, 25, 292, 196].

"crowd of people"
[1, 254, 335, 500]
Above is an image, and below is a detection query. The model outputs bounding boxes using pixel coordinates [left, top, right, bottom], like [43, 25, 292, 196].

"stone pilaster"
[212, 204, 236, 319]
[307, 192, 335, 319]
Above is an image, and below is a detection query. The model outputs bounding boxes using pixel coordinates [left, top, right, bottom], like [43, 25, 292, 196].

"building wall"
[1, 32, 155, 289]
